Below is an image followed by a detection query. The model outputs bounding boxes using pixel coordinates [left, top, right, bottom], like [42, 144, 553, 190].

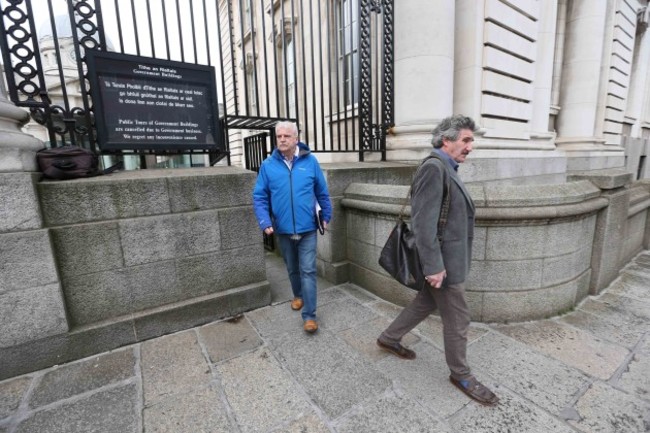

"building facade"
[227, 0, 650, 180]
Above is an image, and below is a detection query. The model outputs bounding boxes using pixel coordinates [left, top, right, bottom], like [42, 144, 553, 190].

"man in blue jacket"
[253, 121, 332, 333]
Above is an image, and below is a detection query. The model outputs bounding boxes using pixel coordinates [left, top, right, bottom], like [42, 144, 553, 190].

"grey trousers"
[380, 281, 472, 381]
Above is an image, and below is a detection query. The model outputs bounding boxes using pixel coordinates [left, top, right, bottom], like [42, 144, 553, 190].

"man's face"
[276, 127, 298, 156]
[441, 128, 474, 163]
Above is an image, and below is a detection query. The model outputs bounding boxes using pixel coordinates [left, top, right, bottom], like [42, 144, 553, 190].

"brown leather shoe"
[291, 298, 303, 310]
[449, 376, 499, 406]
[376, 338, 416, 360]
[303, 319, 318, 333]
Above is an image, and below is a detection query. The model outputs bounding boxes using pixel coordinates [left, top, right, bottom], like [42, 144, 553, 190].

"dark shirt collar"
[434, 148, 458, 171]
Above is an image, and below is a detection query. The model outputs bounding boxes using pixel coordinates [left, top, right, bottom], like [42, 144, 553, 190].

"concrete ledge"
[568, 168, 633, 189]
[38, 167, 256, 226]
[0, 281, 270, 380]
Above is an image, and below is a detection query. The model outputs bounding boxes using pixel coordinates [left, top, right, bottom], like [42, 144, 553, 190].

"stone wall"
[0, 167, 270, 380]
[342, 171, 650, 323]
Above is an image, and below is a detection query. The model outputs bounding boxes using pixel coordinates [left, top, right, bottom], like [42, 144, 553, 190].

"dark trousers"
[380, 281, 472, 380]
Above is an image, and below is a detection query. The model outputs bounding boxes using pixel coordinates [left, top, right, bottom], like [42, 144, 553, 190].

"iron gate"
[244, 131, 275, 250]
[0, 0, 393, 161]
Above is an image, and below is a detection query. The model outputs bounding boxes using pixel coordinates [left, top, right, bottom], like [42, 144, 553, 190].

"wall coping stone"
[342, 180, 607, 221]
[568, 168, 633, 189]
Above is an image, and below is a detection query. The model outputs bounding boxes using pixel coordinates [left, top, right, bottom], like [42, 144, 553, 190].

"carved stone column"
[386, 0, 455, 160]
[0, 82, 69, 351]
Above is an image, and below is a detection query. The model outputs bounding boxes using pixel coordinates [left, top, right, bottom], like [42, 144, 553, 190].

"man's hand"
[264, 227, 274, 235]
[425, 270, 446, 289]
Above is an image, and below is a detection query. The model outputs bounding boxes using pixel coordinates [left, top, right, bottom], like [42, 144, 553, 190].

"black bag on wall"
[36, 146, 101, 180]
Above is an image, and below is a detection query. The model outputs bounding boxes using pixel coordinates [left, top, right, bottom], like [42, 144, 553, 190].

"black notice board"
[86, 50, 223, 153]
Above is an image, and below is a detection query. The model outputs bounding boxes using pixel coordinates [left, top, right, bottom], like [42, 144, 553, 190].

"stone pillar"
[555, 0, 609, 141]
[386, 0, 455, 160]
[531, 1, 558, 135]
[628, 20, 650, 138]
[568, 169, 633, 294]
[0, 87, 69, 349]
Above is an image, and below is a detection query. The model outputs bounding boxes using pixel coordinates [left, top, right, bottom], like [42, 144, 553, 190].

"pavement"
[1, 251, 649, 433]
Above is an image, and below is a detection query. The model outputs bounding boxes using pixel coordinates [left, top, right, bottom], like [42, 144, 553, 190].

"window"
[338, 0, 359, 106]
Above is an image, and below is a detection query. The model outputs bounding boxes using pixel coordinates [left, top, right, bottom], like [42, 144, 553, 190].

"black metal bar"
[215, 0, 230, 118]
[271, 0, 281, 117]
[358, 0, 373, 160]
[113, 0, 125, 53]
[47, 0, 73, 145]
[145, 0, 156, 58]
[280, 0, 289, 118]
[316, 0, 326, 151]
[299, 0, 309, 144]
[250, 0, 260, 116]
[237, 0, 248, 115]
[325, 0, 334, 151]
[225, 0, 239, 115]
[260, 0, 270, 117]
[189, 0, 198, 63]
[161, 0, 171, 60]
[343, 0, 352, 152]
[289, 0, 299, 127]
[175, 0, 185, 62]
[333, 0, 342, 151]
[130, 0, 140, 56]
[382, 0, 394, 131]
[202, 0, 211, 65]
[68, 0, 98, 151]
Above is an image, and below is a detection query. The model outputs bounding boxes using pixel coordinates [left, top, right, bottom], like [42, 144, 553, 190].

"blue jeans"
[277, 230, 318, 321]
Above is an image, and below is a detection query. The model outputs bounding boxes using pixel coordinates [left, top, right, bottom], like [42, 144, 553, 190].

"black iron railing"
[0, 0, 393, 162]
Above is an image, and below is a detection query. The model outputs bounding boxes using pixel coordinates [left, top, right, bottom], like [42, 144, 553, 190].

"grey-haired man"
[377, 115, 499, 406]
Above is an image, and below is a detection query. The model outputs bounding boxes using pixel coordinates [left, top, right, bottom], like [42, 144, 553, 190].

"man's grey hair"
[431, 115, 477, 148]
[275, 121, 299, 137]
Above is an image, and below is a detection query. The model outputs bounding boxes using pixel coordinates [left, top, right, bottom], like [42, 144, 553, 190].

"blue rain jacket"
[253, 142, 332, 234]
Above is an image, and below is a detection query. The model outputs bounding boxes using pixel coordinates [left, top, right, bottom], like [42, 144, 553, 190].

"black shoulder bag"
[378, 154, 450, 290]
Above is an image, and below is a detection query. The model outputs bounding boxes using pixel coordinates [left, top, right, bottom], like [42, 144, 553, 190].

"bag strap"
[398, 154, 451, 239]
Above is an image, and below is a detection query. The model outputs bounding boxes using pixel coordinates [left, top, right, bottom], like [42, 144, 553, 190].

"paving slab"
[559, 310, 645, 348]
[494, 320, 628, 380]
[369, 299, 408, 321]
[608, 276, 650, 302]
[596, 293, 650, 320]
[577, 298, 648, 337]
[449, 387, 575, 433]
[279, 412, 331, 433]
[140, 330, 212, 406]
[215, 348, 310, 433]
[569, 381, 650, 433]
[335, 389, 451, 433]
[415, 314, 489, 349]
[337, 282, 379, 304]
[28, 348, 135, 408]
[14, 383, 139, 433]
[338, 316, 419, 362]
[142, 384, 234, 433]
[318, 286, 353, 307]
[616, 336, 650, 402]
[317, 296, 379, 332]
[467, 331, 591, 414]
[197, 317, 263, 363]
[270, 329, 391, 419]
[247, 303, 305, 338]
[376, 341, 477, 418]
[0, 377, 31, 419]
